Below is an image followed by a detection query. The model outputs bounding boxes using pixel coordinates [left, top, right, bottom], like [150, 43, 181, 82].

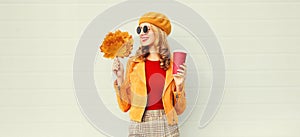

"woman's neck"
[147, 53, 160, 61]
[146, 45, 160, 61]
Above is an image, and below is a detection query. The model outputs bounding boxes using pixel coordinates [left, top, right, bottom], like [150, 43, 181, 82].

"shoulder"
[128, 56, 143, 63]
[125, 56, 142, 71]
[128, 56, 136, 62]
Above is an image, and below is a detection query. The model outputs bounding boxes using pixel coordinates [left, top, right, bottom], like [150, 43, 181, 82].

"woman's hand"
[173, 63, 187, 91]
[112, 58, 124, 85]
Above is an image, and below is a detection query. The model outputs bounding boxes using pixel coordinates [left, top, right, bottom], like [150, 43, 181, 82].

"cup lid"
[173, 49, 187, 53]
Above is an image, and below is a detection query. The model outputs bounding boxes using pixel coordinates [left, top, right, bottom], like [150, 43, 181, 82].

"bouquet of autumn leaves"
[100, 30, 134, 59]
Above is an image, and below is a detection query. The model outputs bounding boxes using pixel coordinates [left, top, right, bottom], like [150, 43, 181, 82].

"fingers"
[173, 63, 187, 77]
[178, 64, 187, 74]
[174, 71, 185, 77]
[112, 58, 120, 71]
[176, 69, 185, 75]
[173, 74, 181, 77]
[180, 63, 186, 71]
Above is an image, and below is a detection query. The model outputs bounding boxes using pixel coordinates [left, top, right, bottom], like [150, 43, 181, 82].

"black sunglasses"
[136, 25, 150, 34]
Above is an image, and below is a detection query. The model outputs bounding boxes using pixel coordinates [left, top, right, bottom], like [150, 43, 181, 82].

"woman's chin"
[141, 43, 149, 46]
[141, 41, 154, 47]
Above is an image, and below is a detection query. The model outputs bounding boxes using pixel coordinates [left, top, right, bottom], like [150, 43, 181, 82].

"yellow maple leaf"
[100, 30, 134, 59]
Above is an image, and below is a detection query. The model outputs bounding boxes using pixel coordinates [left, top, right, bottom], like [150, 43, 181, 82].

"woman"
[112, 12, 187, 137]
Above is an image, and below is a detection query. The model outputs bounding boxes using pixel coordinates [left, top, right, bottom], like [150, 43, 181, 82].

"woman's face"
[138, 23, 155, 47]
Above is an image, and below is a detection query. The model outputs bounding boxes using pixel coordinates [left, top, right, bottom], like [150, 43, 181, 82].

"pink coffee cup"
[173, 50, 187, 74]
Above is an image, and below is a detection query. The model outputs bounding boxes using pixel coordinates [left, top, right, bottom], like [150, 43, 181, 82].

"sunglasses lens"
[136, 27, 141, 34]
[143, 26, 148, 33]
[137, 26, 149, 34]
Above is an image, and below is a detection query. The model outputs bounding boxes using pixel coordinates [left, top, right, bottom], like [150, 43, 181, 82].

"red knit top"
[145, 59, 166, 110]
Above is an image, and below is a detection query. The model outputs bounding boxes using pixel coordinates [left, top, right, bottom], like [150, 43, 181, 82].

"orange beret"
[139, 12, 172, 35]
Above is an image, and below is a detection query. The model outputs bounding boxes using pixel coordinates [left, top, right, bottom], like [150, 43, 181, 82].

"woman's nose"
[139, 33, 146, 37]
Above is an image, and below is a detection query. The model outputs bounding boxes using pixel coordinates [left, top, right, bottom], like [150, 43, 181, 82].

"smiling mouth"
[141, 37, 149, 42]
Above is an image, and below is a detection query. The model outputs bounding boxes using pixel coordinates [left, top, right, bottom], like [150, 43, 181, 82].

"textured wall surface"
[1, 0, 300, 136]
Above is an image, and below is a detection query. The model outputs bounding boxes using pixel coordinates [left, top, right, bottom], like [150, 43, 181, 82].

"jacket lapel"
[137, 61, 146, 85]
[163, 61, 174, 95]
[133, 58, 147, 95]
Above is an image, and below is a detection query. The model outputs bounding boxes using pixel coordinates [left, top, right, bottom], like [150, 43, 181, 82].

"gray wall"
[0, 0, 299, 136]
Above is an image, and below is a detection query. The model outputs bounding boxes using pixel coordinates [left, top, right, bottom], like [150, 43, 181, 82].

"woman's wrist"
[117, 76, 124, 86]
[175, 84, 183, 92]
